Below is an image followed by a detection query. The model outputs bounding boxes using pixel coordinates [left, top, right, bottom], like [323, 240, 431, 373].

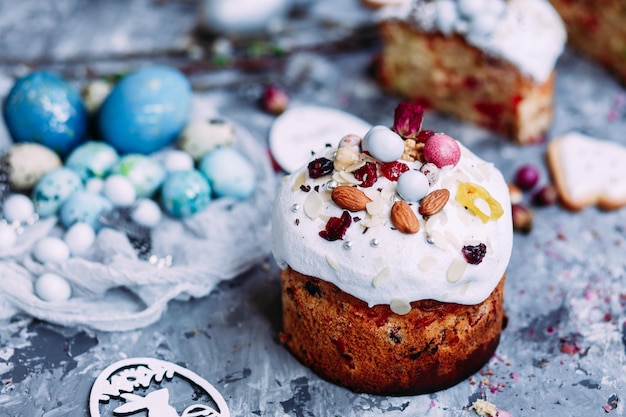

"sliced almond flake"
[319, 213, 330, 223]
[437, 210, 449, 226]
[473, 197, 491, 218]
[337, 170, 361, 185]
[366, 198, 386, 216]
[326, 254, 340, 270]
[418, 256, 438, 272]
[303, 191, 323, 219]
[459, 282, 470, 295]
[478, 163, 491, 181]
[446, 258, 467, 283]
[320, 189, 332, 202]
[360, 216, 384, 229]
[292, 171, 307, 191]
[428, 230, 446, 248]
[372, 266, 391, 287]
[380, 182, 397, 201]
[345, 160, 366, 173]
[444, 230, 461, 250]
[390, 299, 412, 315]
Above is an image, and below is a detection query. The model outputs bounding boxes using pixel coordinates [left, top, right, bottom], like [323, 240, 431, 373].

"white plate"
[269, 105, 372, 173]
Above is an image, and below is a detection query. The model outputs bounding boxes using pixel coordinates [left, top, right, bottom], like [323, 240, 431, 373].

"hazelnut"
[511, 203, 533, 234]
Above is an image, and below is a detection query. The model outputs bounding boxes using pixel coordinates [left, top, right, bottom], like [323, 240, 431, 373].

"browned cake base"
[279, 267, 506, 396]
[549, 0, 626, 84]
[377, 20, 554, 144]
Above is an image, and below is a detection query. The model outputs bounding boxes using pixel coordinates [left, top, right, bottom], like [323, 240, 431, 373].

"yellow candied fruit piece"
[455, 182, 503, 223]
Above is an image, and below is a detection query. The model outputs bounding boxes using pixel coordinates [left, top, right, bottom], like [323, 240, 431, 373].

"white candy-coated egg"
[160, 149, 194, 172]
[35, 273, 72, 302]
[103, 174, 137, 206]
[33, 237, 70, 263]
[64, 222, 96, 255]
[435, 0, 459, 35]
[85, 177, 105, 194]
[396, 170, 430, 202]
[0, 224, 17, 250]
[131, 198, 162, 228]
[82, 79, 112, 114]
[2, 143, 62, 191]
[3, 194, 34, 223]
[362, 125, 404, 163]
[457, 0, 484, 18]
[178, 119, 235, 161]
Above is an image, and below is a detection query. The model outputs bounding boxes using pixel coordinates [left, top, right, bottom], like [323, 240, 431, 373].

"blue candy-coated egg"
[59, 191, 113, 231]
[161, 170, 212, 218]
[98, 66, 192, 154]
[199, 147, 256, 200]
[111, 154, 166, 198]
[32, 167, 83, 217]
[396, 170, 429, 202]
[3, 71, 88, 156]
[65, 141, 119, 181]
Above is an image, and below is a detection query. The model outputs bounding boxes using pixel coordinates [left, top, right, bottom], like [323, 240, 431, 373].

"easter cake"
[548, 0, 626, 84]
[271, 103, 513, 395]
[375, 0, 566, 144]
[0, 67, 274, 331]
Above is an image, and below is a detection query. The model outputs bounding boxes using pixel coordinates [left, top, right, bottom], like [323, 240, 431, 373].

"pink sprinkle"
[496, 410, 512, 417]
[510, 372, 519, 382]
[429, 400, 436, 408]
[490, 384, 501, 393]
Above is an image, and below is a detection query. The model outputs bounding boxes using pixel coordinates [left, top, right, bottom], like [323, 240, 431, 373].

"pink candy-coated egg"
[423, 133, 461, 168]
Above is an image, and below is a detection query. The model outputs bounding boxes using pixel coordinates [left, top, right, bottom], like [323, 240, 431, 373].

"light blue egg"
[98, 66, 192, 154]
[111, 154, 166, 198]
[199, 147, 256, 200]
[59, 191, 113, 231]
[65, 141, 119, 181]
[3, 71, 88, 156]
[32, 167, 83, 217]
[161, 170, 211, 218]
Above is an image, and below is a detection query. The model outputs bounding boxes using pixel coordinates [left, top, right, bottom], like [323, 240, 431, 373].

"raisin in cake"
[376, 0, 566, 144]
[271, 103, 513, 395]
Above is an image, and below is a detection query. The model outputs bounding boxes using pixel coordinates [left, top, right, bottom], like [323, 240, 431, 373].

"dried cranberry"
[417, 129, 435, 143]
[462, 243, 487, 265]
[352, 161, 378, 187]
[307, 157, 334, 178]
[380, 161, 409, 181]
[319, 211, 352, 241]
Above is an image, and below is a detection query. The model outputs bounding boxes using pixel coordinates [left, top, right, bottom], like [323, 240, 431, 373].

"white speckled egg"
[362, 125, 404, 163]
[152, 149, 194, 172]
[199, 147, 256, 200]
[111, 154, 166, 198]
[199, 0, 291, 35]
[178, 119, 235, 161]
[3, 194, 35, 223]
[35, 273, 72, 302]
[396, 170, 430, 202]
[65, 141, 119, 181]
[2, 143, 62, 191]
[0, 224, 17, 250]
[82, 78, 113, 114]
[33, 236, 70, 263]
[85, 177, 105, 194]
[131, 198, 162, 228]
[64, 222, 96, 255]
[32, 167, 83, 217]
[103, 174, 137, 206]
[59, 190, 113, 230]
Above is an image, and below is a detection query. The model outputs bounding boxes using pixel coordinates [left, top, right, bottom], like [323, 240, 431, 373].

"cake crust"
[280, 267, 506, 396]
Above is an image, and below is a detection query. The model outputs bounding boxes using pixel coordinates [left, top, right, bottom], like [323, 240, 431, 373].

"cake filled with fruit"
[375, 0, 566, 144]
[0, 67, 274, 331]
[271, 103, 513, 395]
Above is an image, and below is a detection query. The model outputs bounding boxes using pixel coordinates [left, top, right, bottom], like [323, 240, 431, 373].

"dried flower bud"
[511, 203, 533, 234]
[261, 84, 289, 115]
[392, 102, 424, 139]
[532, 184, 558, 207]
[508, 183, 523, 205]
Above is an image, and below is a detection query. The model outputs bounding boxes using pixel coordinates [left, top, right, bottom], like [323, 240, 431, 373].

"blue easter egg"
[199, 147, 256, 200]
[161, 170, 212, 218]
[65, 141, 119, 181]
[111, 154, 166, 198]
[32, 167, 83, 217]
[3, 71, 88, 156]
[98, 66, 192, 154]
[59, 191, 113, 231]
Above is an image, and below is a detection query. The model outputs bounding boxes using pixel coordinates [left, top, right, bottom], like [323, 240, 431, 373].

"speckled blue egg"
[111, 154, 166, 198]
[65, 141, 119, 181]
[32, 167, 83, 217]
[161, 170, 212, 218]
[59, 191, 113, 231]
[98, 66, 192, 154]
[3, 71, 88, 156]
[199, 147, 256, 200]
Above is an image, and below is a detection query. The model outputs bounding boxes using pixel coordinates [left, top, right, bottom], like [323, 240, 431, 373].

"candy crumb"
[469, 399, 497, 416]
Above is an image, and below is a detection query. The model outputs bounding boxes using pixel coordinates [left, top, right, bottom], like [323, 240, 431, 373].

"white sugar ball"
[35, 273, 72, 302]
[397, 170, 430, 202]
[3, 194, 34, 223]
[85, 177, 105, 194]
[435, 0, 459, 35]
[64, 222, 96, 255]
[33, 237, 70, 263]
[362, 126, 404, 163]
[0, 224, 17, 250]
[131, 198, 162, 228]
[161, 150, 194, 172]
[457, 0, 484, 18]
[103, 174, 136, 206]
